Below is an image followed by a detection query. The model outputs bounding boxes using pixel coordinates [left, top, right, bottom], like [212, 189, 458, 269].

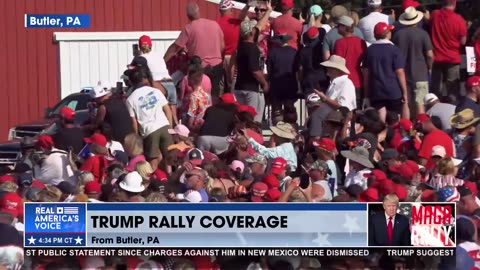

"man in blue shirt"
[456, 76, 480, 117]
[363, 22, 408, 122]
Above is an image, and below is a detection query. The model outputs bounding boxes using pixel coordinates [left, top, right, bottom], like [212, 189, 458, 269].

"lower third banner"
[24, 203, 368, 247]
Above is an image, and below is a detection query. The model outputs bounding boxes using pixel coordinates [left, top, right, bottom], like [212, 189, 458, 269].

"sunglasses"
[255, 8, 267, 12]
[185, 173, 201, 179]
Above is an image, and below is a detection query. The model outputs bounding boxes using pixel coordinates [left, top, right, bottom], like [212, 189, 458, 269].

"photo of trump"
[368, 194, 412, 246]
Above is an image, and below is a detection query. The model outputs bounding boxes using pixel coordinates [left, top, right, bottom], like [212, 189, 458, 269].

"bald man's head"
[187, 2, 200, 20]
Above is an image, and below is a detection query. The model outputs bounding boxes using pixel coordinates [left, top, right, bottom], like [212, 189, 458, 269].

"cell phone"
[132, 44, 140, 57]
[116, 82, 123, 94]
[299, 174, 310, 189]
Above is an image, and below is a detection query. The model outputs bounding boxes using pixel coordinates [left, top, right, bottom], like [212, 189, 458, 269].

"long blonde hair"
[438, 158, 455, 176]
[136, 161, 154, 186]
[124, 133, 144, 157]
[349, 11, 360, 27]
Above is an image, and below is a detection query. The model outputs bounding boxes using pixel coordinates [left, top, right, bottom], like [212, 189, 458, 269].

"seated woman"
[243, 121, 298, 171]
[429, 157, 464, 190]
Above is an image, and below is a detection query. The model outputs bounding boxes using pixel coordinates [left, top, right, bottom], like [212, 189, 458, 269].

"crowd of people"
[1, 0, 480, 269]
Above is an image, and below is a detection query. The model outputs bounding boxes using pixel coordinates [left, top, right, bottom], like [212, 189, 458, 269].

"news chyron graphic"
[24, 203, 367, 248]
[410, 203, 455, 247]
[24, 14, 90, 28]
[368, 202, 455, 247]
[24, 203, 86, 247]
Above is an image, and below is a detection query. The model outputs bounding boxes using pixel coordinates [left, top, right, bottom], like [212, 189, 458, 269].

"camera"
[31, 150, 46, 165]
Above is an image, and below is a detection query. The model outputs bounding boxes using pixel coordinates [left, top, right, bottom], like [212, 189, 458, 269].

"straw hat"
[341, 146, 374, 168]
[449, 108, 480, 129]
[320, 55, 350, 74]
[399, 7, 424, 26]
[270, 122, 296, 139]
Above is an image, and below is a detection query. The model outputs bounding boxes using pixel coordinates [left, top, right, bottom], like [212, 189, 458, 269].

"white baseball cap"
[184, 190, 202, 203]
[368, 0, 382, 6]
[91, 80, 112, 99]
[431, 145, 446, 158]
[423, 93, 439, 105]
[307, 93, 321, 106]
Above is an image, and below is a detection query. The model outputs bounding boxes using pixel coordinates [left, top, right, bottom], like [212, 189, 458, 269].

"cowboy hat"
[341, 146, 374, 168]
[320, 55, 350, 74]
[399, 7, 424, 26]
[449, 108, 480, 129]
[270, 121, 296, 139]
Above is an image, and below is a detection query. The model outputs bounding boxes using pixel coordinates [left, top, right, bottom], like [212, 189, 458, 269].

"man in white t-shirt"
[358, 0, 393, 45]
[314, 55, 356, 111]
[126, 68, 174, 170]
[129, 35, 179, 125]
[33, 135, 76, 185]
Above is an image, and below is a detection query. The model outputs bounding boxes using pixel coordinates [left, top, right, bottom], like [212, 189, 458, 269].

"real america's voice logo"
[34, 206, 80, 230]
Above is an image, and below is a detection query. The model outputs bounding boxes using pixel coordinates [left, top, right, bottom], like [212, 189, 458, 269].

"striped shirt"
[429, 174, 464, 190]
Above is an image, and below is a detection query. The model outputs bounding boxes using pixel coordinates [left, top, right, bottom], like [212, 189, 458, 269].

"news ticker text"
[24, 248, 455, 258]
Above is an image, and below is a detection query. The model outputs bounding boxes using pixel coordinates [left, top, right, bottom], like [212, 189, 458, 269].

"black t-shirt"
[298, 38, 328, 93]
[52, 127, 86, 154]
[129, 56, 148, 68]
[199, 104, 237, 137]
[103, 97, 134, 143]
[267, 45, 298, 99]
[235, 41, 263, 92]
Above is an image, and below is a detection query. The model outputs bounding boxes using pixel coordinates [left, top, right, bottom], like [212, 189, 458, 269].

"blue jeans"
[161, 82, 177, 105]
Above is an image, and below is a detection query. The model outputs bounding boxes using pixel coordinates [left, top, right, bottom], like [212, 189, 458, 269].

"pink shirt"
[175, 18, 224, 67]
[126, 155, 146, 172]
[271, 14, 302, 50]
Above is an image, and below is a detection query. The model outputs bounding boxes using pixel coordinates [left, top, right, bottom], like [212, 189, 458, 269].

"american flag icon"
[61, 207, 79, 215]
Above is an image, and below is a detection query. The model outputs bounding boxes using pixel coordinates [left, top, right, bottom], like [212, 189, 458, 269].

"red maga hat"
[139, 35, 152, 47]
[416, 113, 431, 124]
[313, 138, 336, 152]
[270, 157, 287, 175]
[36, 135, 54, 149]
[59, 107, 75, 121]
[358, 187, 379, 202]
[374, 22, 394, 37]
[84, 133, 108, 147]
